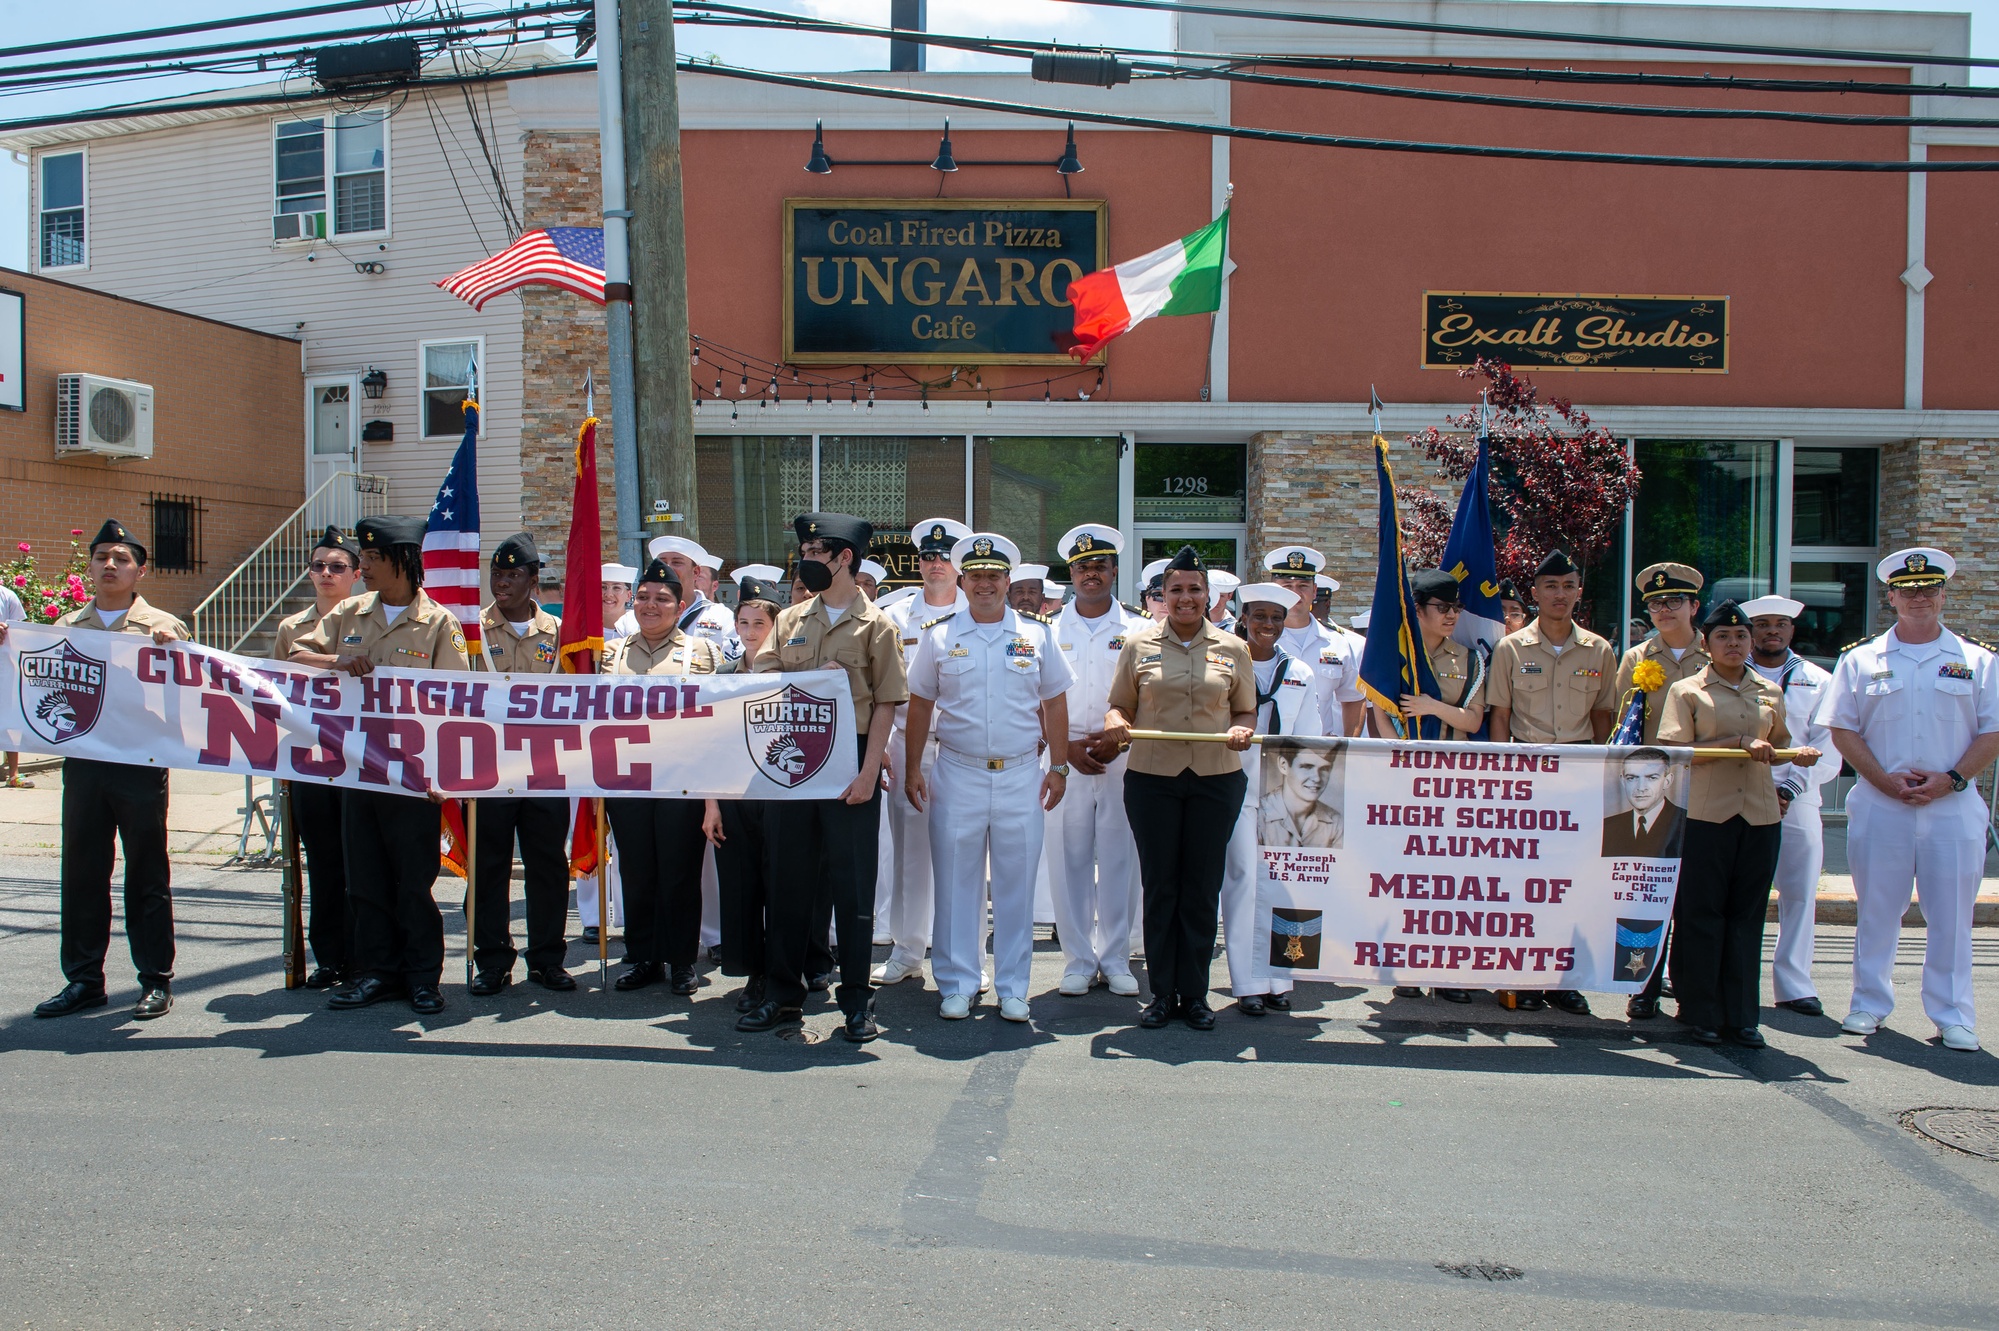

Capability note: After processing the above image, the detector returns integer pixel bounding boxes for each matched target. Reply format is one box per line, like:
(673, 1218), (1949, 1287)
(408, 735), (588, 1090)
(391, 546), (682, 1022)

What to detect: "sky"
(1, 0), (1993, 271)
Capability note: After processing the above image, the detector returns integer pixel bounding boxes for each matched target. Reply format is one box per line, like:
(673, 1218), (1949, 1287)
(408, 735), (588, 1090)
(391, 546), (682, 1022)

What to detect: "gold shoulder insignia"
(920, 612), (956, 631)
(1021, 610), (1054, 625)
(1837, 638), (1871, 655)
(1965, 635), (1999, 654)
(1121, 601), (1148, 617)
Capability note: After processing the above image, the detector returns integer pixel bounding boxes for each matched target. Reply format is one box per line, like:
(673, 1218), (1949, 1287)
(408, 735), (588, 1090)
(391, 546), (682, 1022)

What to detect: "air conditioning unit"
(56, 374), (154, 461)
(274, 211), (327, 242)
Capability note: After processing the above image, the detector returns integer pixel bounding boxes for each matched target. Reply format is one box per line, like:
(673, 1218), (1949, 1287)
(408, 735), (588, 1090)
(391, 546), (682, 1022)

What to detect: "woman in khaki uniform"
(1656, 600), (1821, 1048)
(603, 558), (724, 998)
(1102, 545), (1257, 1031)
(1389, 569), (1487, 742)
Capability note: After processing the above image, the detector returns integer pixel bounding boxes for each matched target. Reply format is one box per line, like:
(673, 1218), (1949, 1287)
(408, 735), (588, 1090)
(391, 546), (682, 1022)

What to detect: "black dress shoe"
(328, 977), (402, 1009)
(615, 962), (663, 991)
(409, 984), (446, 1015)
(1138, 998), (1173, 1029)
(844, 1009), (881, 1043)
(669, 965), (701, 996)
(1730, 1026), (1767, 1049)
(1182, 998), (1217, 1031)
(468, 970), (511, 997)
(1778, 997), (1824, 1018)
(303, 967), (344, 991)
(1691, 1026), (1724, 1045)
(580, 926), (600, 944)
(807, 970), (835, 994)
(1238, 995), (1268, 1017)
(736, 974), (767, 1013)
(1435, 988), (1474, 1004)
(34, 981), (107, 1018)
(1392, 986), (1425, 998)
(736, 999), (803, 1032)
(1551, 990), (1591, 1015)
(1515, 993), (1548, 1012)
(1264, 991), (1292, 1011)
(133, 986), (172, 1020)
(1627, 996), (1660, 1021)
(527, 966), (576, 992)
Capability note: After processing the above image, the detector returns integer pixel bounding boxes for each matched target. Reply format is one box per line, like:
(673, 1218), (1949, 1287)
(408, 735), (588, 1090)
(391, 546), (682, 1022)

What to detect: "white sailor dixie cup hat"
(600, 563), (639, 585)
(951, 532), (1020, 573)
(1738, 594), (1805, 620)
(647, 535), (723, 569)
(1264, 546), (1326, 576)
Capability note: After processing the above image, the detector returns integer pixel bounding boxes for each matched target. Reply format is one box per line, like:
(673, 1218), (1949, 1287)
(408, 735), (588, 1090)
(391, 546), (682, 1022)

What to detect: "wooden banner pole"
(1124, 730), (1802, 761)
(464, 799), (478, 988)
(595, 796), (610, 988)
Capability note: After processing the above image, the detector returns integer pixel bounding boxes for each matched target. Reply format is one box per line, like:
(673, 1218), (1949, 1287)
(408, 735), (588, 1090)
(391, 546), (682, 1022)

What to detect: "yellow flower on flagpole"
(1632, 659), (1668, 693)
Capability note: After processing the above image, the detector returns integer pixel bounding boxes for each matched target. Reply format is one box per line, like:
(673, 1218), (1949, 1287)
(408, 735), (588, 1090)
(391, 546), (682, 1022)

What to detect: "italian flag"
(1065, 210), (1229, 360)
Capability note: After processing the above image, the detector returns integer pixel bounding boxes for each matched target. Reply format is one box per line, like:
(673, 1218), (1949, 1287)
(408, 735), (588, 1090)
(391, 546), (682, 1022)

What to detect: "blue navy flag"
(1358, 436), (1446, 739)
(1441, 432), (1505, 739)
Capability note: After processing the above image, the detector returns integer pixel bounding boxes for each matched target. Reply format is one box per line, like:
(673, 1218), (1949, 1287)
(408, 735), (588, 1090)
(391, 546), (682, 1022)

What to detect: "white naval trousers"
(1769, 805), (1825, 1003)
(884, 733), (940, 969)
(574, 849), (624, 930)
(1047, 755), (1139, 981)
(699, 843), (721, 951)
(874, 780), (897, 943)
(1848, 785), (1985, 1031)
(929, 748), (1042, 1001)
(1222, 796), (1291, 997)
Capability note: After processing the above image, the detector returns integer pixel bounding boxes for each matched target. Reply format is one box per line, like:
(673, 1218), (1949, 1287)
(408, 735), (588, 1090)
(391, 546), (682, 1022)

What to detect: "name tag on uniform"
(1058, 642), (1074, 651)
(1941, 662), (1974, 680)
(1871, 669), (1893, 680)
(1519, 663), (1543, 675)
(947, 646), (970, 658)
(785, 635), (808, 646)
(342, 634), (364, 644)
(1139, 653), (1162, 665)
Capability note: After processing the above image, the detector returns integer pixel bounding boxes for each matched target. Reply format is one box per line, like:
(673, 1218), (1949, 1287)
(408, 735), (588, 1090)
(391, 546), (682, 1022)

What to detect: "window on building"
(1134, 443), (1246, 524)
(695, 435), (812, 569)
(420, 339), (481, 437)
(974, 436), (1123, 569)
(1788, 447), (1879, 663)
(1632, 439), (1779, 608)
(275, 113), (386, 236)
(146, 495), (203, 572)
(38, 151), (85, 269)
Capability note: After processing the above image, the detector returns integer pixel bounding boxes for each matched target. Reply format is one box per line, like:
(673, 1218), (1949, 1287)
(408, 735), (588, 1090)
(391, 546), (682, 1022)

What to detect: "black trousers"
(289, 781), (351, 974)
(343, 789), (446, 988)
(765, 769), (881, 1015)
(715, 799), (836, 979)
(470, 796), (572, 975)
(605, 798), (706, 969)
(1124, 766), (1248, 1003)
(59, 757), (173, 990)
(1670, 816), (1782, 1030)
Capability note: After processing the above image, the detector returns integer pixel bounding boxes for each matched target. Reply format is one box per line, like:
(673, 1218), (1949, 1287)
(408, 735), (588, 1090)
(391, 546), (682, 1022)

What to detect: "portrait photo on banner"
(1599, 745), (1691, 859)
(1259, 738), (1348, 850)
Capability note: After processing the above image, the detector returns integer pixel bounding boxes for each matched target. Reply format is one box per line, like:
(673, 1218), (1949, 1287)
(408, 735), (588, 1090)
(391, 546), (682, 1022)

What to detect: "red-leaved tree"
(1398, 358), (1639, 605)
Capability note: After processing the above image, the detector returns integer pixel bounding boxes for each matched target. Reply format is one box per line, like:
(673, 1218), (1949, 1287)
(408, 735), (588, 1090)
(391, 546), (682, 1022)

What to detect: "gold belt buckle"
(987, 758), (1004, 771)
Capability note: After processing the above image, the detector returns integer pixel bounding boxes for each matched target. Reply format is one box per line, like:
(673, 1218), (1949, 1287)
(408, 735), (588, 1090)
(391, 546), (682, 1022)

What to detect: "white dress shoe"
(1841, 1010), (1882, 1035)
(1105, 972), (1140, 997)
(939, 993), (972, 1020)
(999, 997), (1031, 1023)
(871, 957), (923, 985)
(1058, 971), (1094, 996)
(1939, 1024), (1981, 1052)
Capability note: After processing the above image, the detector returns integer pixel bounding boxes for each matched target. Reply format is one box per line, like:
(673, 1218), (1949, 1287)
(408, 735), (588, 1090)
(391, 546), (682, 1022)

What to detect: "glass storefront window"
(695, 435), (810, 568)
(973, 436), (1121, 567)
(1134, 443), (1246, 523)
(1791, 449), (1877, 548)
(1789, 560), (1873, 665)
(818, 435), (966, 585)
(1633, 440), (1778, 607)
(1140, 536), (1239, 575)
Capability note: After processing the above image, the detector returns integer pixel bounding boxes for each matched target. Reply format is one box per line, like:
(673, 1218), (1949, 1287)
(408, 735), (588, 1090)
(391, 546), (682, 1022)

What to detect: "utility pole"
(620, 0), (699, 545)
(593, 0), (642, 569)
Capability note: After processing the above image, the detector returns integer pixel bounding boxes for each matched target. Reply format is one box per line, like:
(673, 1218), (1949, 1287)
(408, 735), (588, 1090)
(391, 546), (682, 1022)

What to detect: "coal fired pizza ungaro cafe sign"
(1422, 291), (1729, 374)
(784, 199), (1107, 365)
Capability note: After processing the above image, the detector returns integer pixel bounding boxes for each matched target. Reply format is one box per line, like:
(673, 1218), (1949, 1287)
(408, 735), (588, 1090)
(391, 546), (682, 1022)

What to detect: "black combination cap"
(794, 512), (872, 554)
(1701, 599), (1751, 632)
(492, 531), (541, 570)
(1410, 569), (1462, 605)
(1533, 549), (1578, 581)
(1165, 543), (1206, 574)
(88, 518), (146, 565)
(312, 525), (356, 560)
(356, 515), (426, 551)
(637, 558), (682, 594)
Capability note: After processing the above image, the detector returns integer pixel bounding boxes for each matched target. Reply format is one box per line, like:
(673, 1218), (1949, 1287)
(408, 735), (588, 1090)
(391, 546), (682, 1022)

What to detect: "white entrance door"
(305, 377), (358, 530)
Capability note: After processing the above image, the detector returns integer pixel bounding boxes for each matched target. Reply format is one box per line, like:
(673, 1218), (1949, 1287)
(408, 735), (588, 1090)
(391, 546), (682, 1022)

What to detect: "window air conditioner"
(273, 211), (327, 242)
(56, 374), (155, 461)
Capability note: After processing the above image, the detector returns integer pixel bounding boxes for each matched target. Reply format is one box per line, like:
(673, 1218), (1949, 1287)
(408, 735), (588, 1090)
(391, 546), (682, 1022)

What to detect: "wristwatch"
(1948, 768), (1969, 792)
(1048, 763), (1071, 777)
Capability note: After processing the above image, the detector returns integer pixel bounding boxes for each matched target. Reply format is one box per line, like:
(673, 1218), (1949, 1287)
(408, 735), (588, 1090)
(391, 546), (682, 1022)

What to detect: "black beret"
(88, 518), (145, 565)
(1165, 543), (1206, 574)
(311, 525), (356, 559)
(794, 512), (872, 553)
(1534, 549), (1578, 580)
(492, 531), (541, 570)
(1701, 599), (1750, 632)
(637, 558), (682, 594)
(1497, 578), (1523, 603)
(1410, 569), (1462, 604)
(356, 515), (426, 550)
(736, 575), (776, 605)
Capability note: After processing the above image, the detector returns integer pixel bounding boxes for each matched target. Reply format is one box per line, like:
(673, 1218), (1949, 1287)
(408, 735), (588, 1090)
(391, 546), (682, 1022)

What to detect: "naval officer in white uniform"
(1264, 546), (1363, 736)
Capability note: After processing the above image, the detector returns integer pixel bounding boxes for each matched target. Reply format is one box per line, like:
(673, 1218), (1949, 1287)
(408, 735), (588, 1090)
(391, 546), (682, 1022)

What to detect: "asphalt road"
(2, 854), (1997, 1330)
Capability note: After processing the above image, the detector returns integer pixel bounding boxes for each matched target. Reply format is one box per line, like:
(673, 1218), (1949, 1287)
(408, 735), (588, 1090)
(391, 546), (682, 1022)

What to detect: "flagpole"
(595, 793), (609, 988)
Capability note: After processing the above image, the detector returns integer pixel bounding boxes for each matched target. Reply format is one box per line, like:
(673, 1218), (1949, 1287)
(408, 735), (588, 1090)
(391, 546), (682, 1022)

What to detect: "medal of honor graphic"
(1615, 917), (1667, 982)
(1268, 908), (1323, 969)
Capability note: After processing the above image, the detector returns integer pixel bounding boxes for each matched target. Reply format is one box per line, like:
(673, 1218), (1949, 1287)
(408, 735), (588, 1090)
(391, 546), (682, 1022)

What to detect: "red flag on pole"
(559, 383), (606, 876)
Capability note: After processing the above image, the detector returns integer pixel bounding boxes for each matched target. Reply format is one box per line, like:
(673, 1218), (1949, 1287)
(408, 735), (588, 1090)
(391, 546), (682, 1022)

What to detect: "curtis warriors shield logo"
(19, 638), (108, 746)
(744, 683), (839, 788)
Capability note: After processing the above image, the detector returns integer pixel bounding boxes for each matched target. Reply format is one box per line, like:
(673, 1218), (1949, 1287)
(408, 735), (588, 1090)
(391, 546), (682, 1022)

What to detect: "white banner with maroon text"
(0, 624), (858, 800)
(1254, 736), (1691, 994)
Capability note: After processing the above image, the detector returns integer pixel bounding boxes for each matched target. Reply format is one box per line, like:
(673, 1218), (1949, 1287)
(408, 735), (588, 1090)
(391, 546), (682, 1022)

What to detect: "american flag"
(423, 400), (483, 659)
(436, 227), (605, 311)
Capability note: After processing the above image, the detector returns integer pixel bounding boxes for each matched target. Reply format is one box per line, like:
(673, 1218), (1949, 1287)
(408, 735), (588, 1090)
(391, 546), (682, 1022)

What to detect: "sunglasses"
(310, 561), (356, 574)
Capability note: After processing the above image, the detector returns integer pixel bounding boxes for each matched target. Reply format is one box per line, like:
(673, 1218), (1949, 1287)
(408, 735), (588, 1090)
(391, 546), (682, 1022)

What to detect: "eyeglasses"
(309, 561), (355, 574)
(1648, 595), (1693, 610)
(1893, 585), (1944, 600)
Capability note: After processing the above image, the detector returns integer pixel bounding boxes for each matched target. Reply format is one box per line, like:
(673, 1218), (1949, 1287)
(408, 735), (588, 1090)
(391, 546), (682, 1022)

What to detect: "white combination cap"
(1877, 546), (1953, 588)
(912, 517), (973, 554)
(1315, 574), (1339, 593)
(951, 532), (1021, 573)
(1264, 546), (1327, 576)
(1058, 523), (1124, 560)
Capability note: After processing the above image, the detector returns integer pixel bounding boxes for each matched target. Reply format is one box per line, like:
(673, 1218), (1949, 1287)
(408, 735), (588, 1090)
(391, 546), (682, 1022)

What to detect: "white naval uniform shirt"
(1245, 648), (1322, 787)
(1280, 619), (1362, 733)
(888, 590), (969, 730)
(1053, 598), (1146, 740)
(1752, 652), (1837, 811)
(1818, 626), (1999, 829)
(908, 606), (1075, 761)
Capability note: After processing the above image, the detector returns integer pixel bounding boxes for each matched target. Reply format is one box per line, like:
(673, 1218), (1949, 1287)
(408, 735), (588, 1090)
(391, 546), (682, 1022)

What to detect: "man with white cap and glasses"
(623, 535), (743, 670)
(1740, 593), (1838, 1018)
(904, 533), (1073, 1022)
(1264, 546), (1363, 736)
(1819, 547), (1999, 1052)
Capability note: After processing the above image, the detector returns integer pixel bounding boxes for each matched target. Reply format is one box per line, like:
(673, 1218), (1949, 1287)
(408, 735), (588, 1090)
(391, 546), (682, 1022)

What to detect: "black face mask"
(798, 557), (835, 593)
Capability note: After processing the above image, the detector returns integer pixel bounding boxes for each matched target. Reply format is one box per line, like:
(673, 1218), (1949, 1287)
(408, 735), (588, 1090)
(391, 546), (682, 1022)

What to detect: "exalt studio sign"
(1422, 292), (1728, 373)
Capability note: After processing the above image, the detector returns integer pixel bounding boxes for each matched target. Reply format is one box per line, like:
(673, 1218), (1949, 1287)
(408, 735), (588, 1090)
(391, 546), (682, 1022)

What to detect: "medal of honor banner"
(1255, 737), (1691, 993)
(0, 625), (859, 800)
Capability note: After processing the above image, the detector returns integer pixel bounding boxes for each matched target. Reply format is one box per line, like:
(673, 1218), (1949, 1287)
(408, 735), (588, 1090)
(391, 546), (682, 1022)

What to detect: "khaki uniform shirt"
(1107, 618), (1258, 777)
(480, 603), (562, 675)
(57, 595), (188, 641)
(1486, 620), (1619, 745)
(750, 593), (908, 733)
(272, 604), (324, 660)
(291, 591), (471, 671)
(1615, 635), (1711, 745)
(1657, 665), (1789, 825)
(1427, 637), (1487, 742)
(605, 627), (724, 676)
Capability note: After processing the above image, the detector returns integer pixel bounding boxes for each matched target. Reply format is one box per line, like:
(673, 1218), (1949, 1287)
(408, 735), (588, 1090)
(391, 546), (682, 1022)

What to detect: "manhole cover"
(1902, 1107), (1999, 1160)
(775, 1025), (822, 1045)
(1436, 1261), (1523, 1282)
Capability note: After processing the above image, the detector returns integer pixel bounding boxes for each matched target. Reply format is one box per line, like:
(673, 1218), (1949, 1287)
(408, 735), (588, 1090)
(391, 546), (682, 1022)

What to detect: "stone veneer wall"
(1876, 438), (1998, 640)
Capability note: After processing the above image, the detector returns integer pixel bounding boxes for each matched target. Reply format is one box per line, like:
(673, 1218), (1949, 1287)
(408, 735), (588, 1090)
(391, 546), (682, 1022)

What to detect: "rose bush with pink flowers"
(2, 533), (93, 624)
